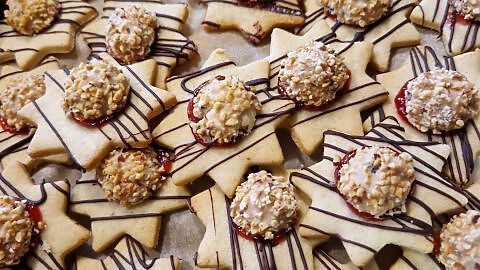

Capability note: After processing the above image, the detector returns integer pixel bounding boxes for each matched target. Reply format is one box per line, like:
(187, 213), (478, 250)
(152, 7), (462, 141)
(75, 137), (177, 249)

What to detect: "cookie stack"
(0, 0), (479, 269)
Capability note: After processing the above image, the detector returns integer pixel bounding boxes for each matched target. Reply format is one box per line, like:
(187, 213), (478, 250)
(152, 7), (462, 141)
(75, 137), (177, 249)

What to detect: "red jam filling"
(333, 147), (402, 221)
(21, 201), (43, 248)
(448, 11), (472, 27)
(277, 69), (352, 111)
(0, 117), (30, 135)
(393, 80), (411, 126)
(156, 150), (172, 174)
(432, 228), (442, 256)
(232, 222), (287, 246)
(187, 76), (244, 147)
(73, 114), (116, 128)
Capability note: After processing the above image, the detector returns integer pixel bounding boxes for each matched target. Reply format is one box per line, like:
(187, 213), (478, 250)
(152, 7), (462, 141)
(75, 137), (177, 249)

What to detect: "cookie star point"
(291, 117), (468, 266)
(18, 54), (176, 170)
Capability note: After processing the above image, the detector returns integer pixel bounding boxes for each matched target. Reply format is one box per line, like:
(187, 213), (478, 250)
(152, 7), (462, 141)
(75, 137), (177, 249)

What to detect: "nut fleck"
(5, 0), (59, 35)
(230, 170), (298, 240)
(438, 210), (480, 270)
(278, 41), (350, 107)
(0, 73), (46, 132)
(189, 75), (261, 145)
(405, 69), (480, 134)
(63, 59), (130, 122)
(106, 5), (158, 64)
(97, 148), (167, 207)
(337, 146), (415, 217)
(321, 0), (390, 27)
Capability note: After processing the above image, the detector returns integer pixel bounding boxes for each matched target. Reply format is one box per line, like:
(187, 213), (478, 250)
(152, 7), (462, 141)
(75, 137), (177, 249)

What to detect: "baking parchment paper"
(15, 0), (461, 269)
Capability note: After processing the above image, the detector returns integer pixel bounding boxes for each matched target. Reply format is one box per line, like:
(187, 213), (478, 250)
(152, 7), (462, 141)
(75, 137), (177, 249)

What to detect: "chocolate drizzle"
(291, 117), (467, 261)
(81, 0), (197, 84)
(415, 0), (480, 55)
(71, 174), (189, 223)
(86, 235), (177, 270)
(194, 186), (310, 269)
(200, 0), (304, 16)
(0, 0), (97, 68)
(0, 166), (70, 270)
(368, 46), (480, 187)
(295, 0), (417, 62)
(156, 57), (291, 194)
(32, 53), (169, 170)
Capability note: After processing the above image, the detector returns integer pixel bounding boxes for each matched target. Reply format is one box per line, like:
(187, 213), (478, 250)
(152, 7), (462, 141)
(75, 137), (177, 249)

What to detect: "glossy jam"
(73, 114), (116, 128)
(394, 80), (411, 125)
(25, 201), (43, 248)
(233, 223), (287, 246)
(432, 228), (441, 256)
(0, 117), (29, 135)
(448, 12), (472, 27)
(277, 69), (352, 111)
(157, 150), (172, 174)
(334, 147), (402, 221)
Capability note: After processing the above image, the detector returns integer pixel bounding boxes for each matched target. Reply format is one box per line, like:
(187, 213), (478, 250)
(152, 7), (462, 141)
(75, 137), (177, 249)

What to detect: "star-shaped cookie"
(269, 21), (389, 155)
(314, 245), (379, 270)
(81, 0), (197, 88)
(0, 161), (90, 270)
(153, 49), (294, 197)
(70, 168), (190, 252)
(363, 46), (480, 187)
(191, 184), (315, 269)
(290, 117), (468, 266)
(200, 0), (305, 44)
(390, 181), (480, 270)
(410, 0), (480, 55)
(75, 235), (180, 270)
(295, 0), (420, 71)
(0, 58), (58, 160)
(18, 53), (177, 171)
(0, 58), (71, 170)
(0, 0), (97, 70)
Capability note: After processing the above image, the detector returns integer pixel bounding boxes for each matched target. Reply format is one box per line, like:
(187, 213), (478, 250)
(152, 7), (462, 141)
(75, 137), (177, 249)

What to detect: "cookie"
(0, 58), (57, 159)
(391, 248), (444, 270)
(200, 0), (304, 44)
(0, 0), (97, 70)
(391, 180), (480, 269)
(290, 117), (468, 266)
(81, 0), (196, 88)
(18, 53), (177, 170)
(75, 235), (181, 270)
(0, 161), (89, 269)
(363, 46), (480, 187)
(410, 0), (480, 55)
(70, 166), (190, 252)
(0, 58), (71, 170)
(314, 246), (379, 270)
(295, 0), (420, 71)
(153, 49), (293, 197)
(191, 183), (314, 269)
(269, 21), (388, 155)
